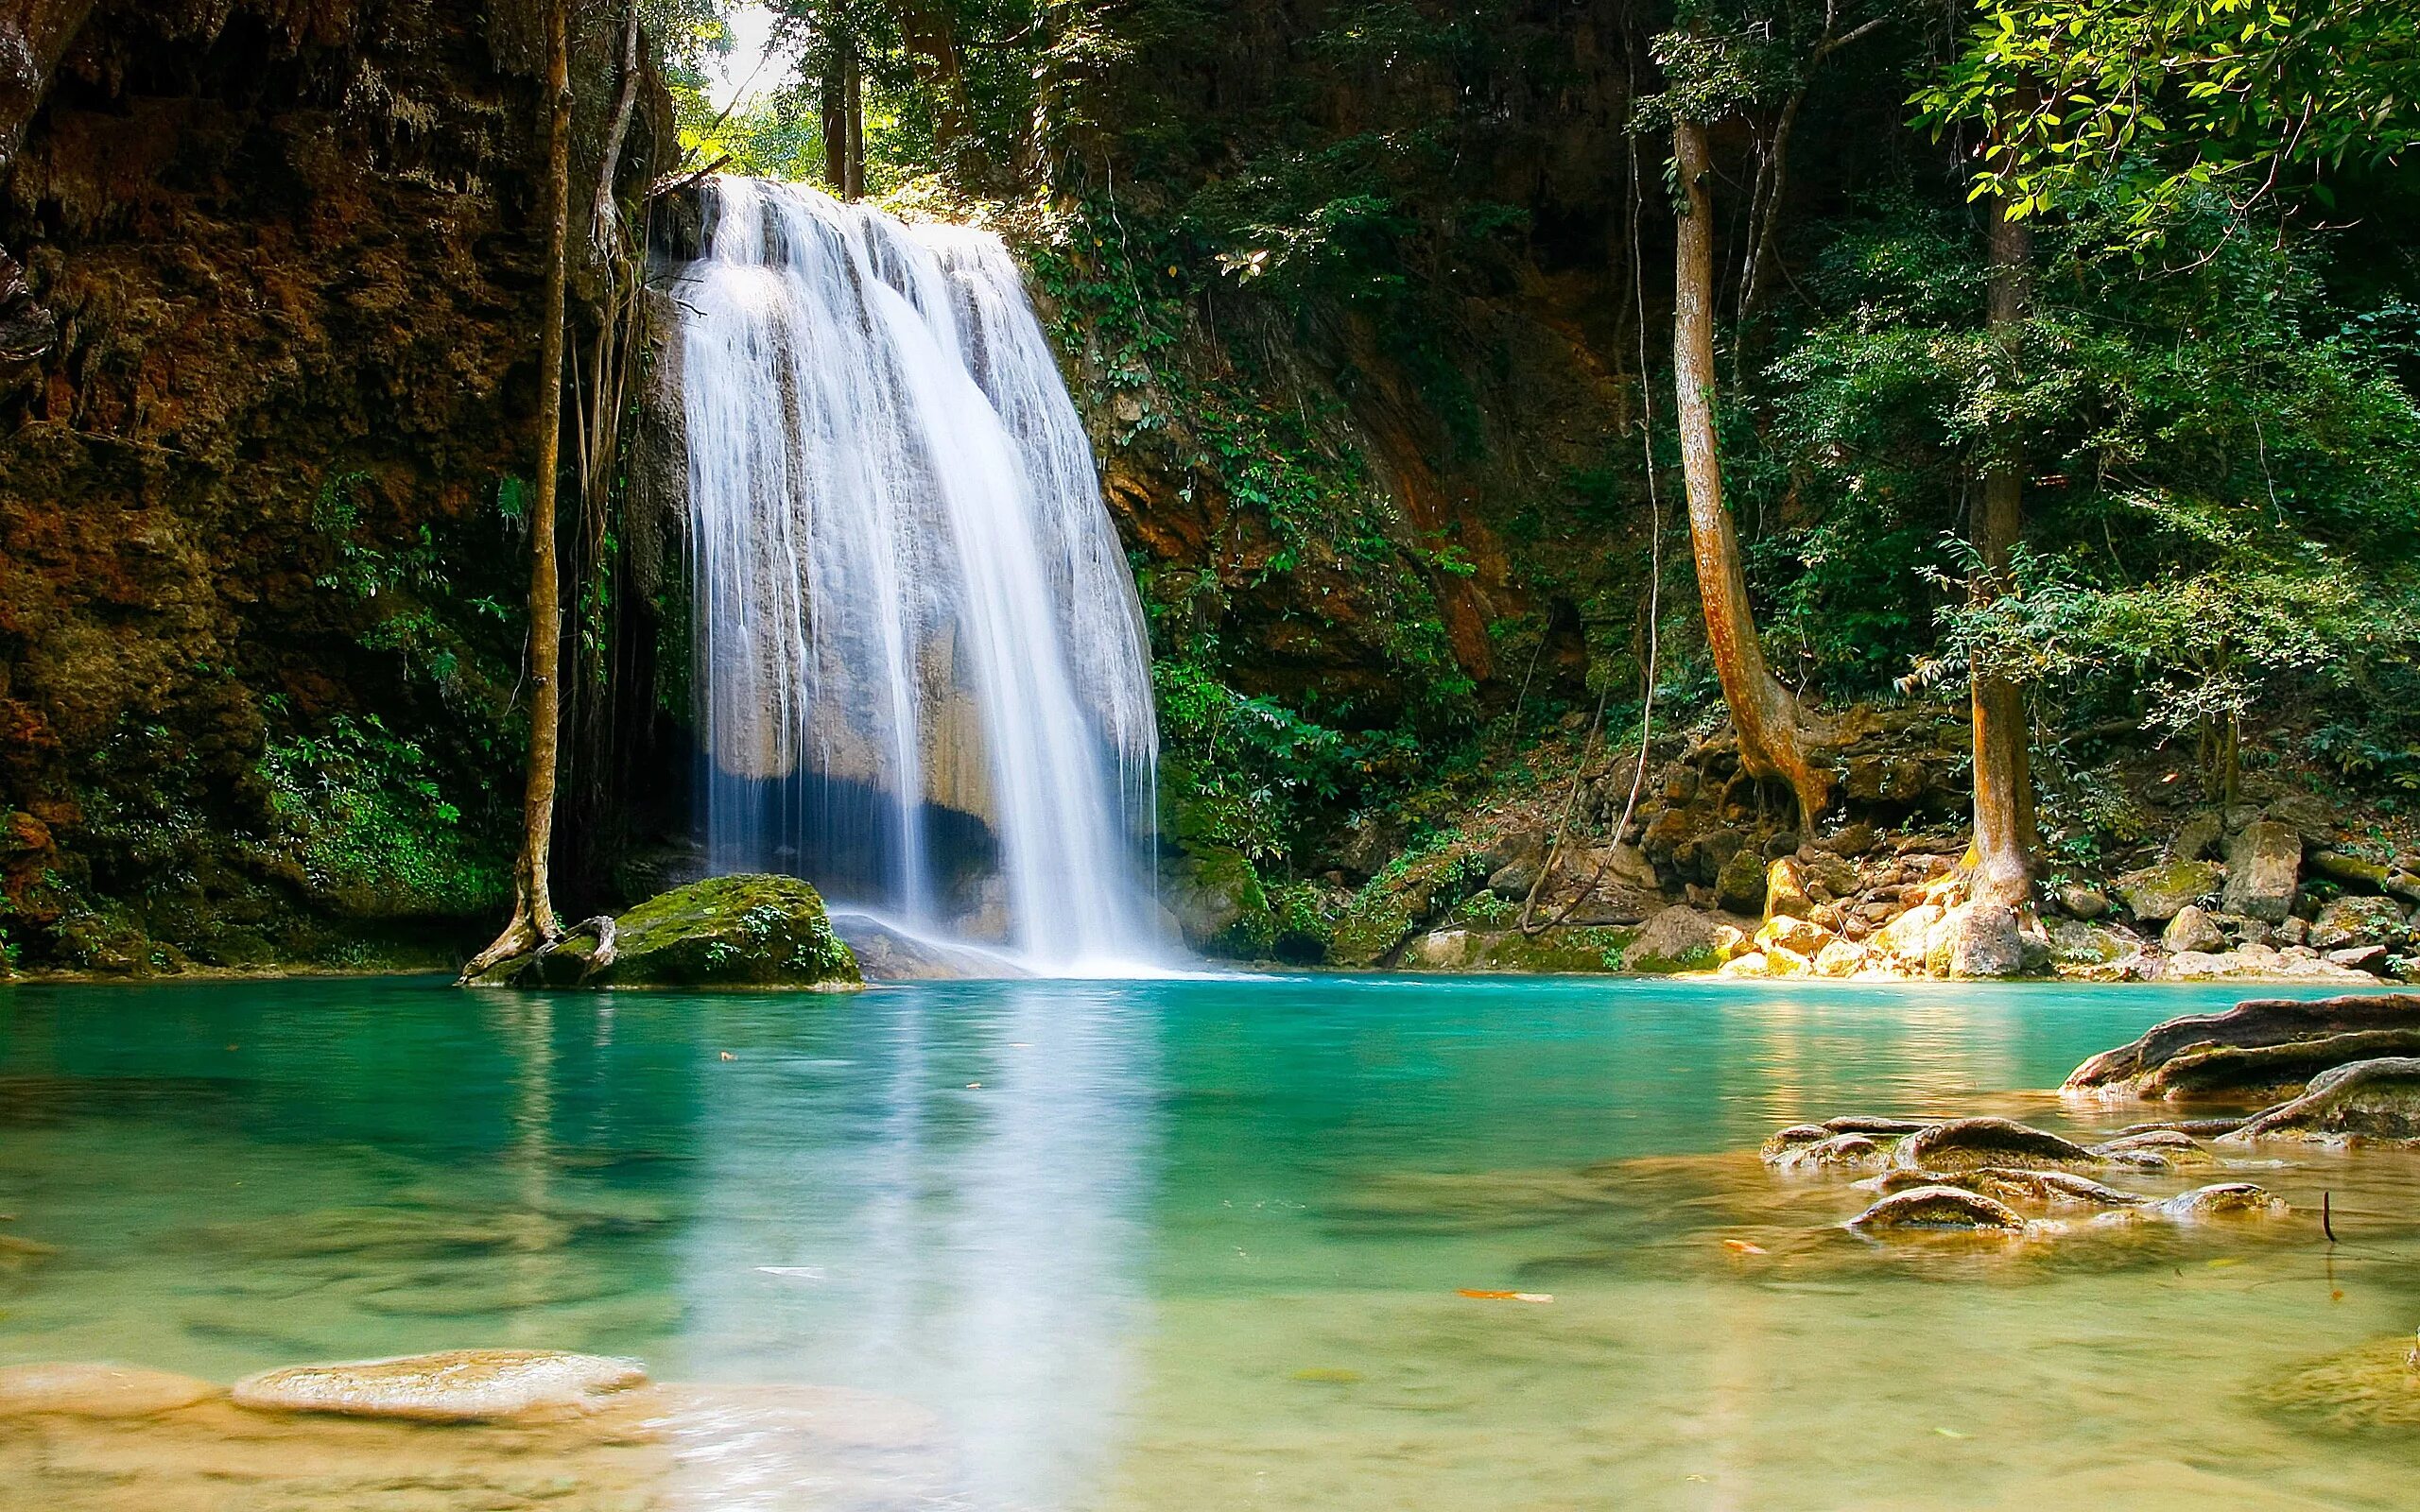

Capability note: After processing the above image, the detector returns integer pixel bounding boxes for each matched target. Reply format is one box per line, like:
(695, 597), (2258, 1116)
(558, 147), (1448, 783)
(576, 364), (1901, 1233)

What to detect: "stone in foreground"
(0, 1364), (216, 1418)
(2221, 1057), (2420, 1145)
(1848, 1185), (2030, 1232)
(1891, 1116), (2100, 1172)
(230, 1349), (647, 1423)
(2064, 993), (2420, 1094)
(516, 874), (861, 989)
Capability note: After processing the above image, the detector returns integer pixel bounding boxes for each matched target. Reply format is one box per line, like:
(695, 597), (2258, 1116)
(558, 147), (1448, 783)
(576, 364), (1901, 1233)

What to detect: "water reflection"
(678, 981), (1162, 1508)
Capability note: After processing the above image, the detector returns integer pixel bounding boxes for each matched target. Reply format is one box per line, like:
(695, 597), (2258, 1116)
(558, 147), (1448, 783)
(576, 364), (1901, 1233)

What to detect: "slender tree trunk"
(822, 42), (849, 194)
(1967, 197), (2036, 907)
(463, 0), (572, 982)
(587, 0), (642, 259)
(1671, 116), (1834, 822)
(843, 46), (865, 199)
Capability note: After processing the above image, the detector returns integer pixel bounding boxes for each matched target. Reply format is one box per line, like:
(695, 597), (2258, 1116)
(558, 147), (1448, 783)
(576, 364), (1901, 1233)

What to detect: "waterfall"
(675, 178), (1163, 971)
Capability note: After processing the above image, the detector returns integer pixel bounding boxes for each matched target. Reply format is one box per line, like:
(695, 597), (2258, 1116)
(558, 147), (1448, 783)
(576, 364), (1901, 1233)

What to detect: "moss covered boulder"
(523, 875), (859, 990)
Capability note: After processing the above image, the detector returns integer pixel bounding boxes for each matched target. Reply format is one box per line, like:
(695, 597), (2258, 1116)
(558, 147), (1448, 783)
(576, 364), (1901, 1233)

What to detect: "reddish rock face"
(0, 2), (674, 968)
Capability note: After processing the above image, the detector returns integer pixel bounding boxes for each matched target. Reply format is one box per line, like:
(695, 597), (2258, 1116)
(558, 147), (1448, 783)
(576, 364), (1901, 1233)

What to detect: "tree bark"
(1966, 196), (2036, 907)
(1671, 116), (1834, 822)
(843, 45), (865, 199)
(821, 37), (865, 199)
(464, 0), (572, 982)
(586, 0), (642, 259)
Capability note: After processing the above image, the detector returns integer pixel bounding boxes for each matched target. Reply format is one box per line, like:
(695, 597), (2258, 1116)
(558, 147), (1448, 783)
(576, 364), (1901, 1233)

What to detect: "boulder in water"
(1848, 1184), (2030, 1232)
(2155, 1182), (2287, 1219)
(2221, 1057), (2420, 1145)
(0, 1364), (216, 1418)
(828, 911), (1025, 980)
(2064, 993), (2420, 1093)
(231, 1349), (647, 1423)
(2131, 1029), (2420, 1102)
(1892, 1116), (2100, 1172)
(518, 875), (859, 989)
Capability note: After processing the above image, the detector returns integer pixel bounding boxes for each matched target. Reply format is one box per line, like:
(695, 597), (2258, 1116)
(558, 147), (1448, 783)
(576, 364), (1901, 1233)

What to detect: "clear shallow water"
(3, 973), (2417, 1509)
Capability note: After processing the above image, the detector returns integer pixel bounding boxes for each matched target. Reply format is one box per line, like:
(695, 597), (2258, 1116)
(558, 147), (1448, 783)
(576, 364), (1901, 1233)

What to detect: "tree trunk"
(843, 45), (865, 199)
(1671, 116), (1834, 822)
(898, 0), (972, 163)
(463, 0), (572, 982)
(1967, 196), (2036, 908)
(586, 0), (642, 259)
(821, 42), (848, 194)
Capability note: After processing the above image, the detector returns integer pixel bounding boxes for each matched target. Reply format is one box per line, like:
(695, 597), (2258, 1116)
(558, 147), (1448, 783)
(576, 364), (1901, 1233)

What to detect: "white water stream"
(676, 178), (1162, 971)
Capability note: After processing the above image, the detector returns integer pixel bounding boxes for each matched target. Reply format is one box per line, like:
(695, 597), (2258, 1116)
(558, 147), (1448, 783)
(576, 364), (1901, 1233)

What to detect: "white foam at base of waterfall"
(678, 178), (1167, 975)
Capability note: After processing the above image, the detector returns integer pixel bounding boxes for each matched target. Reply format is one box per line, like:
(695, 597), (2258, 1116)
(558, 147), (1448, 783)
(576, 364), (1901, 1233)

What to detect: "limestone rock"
(2162, 904), (2227, 955)
(2058, 885), (2111, 920)
(2048, 919), (2144, 972)
(2065, 992), (2420, 1092)
(1772, 1132), (1887, 1171)
(231, 1349), (648, 1423)
(2132, 1029), (2420, 1101)
(2087, 1129), (2218, 1166)
(1756, 913), (1833, 957)
(1166, 847), (1267, 949)
(1874, 903), (1943, 966)
(1715, 848), (1768, 914)
(1763, 857), (1815, 922)
(1763, 944), (1814, 977)
(1812, 937), (1868, 977)
(532, 874), (859, 989)
(2114, 861), (2224, 923)
(1928, 902), (2025, 979)
(829, 910), (1023, 980)
(1957, 1167), (2148, 1209)
(1893, 1116), (2100, 1172)
(1848, 1184), (2030, 1232)
(1760, 1125), (1832, 1162)
(2221, 1057), (2420, 1145)
(2309, 895), (2410, 952)
(1627, 904), (1753, 973)
(2156, 1182), (2287, 1219)
(1717, 950), (1770, 977)
(2169, 810), (2224, 863)
(0, 1364), (216, 1418)
(2221, 820), (2301, 922)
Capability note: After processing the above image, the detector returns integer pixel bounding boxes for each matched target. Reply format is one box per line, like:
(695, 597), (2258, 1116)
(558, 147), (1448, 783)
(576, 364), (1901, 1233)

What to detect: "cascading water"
(676, 177), (1163, 971)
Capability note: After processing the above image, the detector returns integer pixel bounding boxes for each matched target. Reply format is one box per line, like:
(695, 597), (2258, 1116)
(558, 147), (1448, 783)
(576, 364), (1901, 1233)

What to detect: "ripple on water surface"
(1, 972), (2416, 1509)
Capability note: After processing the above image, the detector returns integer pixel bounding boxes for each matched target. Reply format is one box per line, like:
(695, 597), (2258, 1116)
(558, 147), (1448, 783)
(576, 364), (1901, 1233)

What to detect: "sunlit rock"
(2221, 1057), (2420, 1145)
(1891, 1116), (2100, 1173)
(231, 1349), (648, 1423)
(1848, 1184), (2029, 1232)
(0, 1364), (216, 1418)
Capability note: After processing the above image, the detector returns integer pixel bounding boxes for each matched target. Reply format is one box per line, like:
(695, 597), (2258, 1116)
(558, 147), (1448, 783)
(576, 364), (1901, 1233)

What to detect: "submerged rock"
(2154, 1182), (2288, 1219)
(2256, 1337), (2420, 1431)
(0, 1364), (216, 1418)
(2065, 993), (2420, 1094)
(2087, 1129), (2218, 1167)
(1892, 1116), (2100, 1173)
(830, 911), (1025, 980)
(1771, 1133), (1887, 1172)
(230, 1349), (647, 1423)
(2131, 1029), (2420, 1102)
(519, 875), (860, 990)
(1848, 1184), (2030, 1232)
(1958, 1167), (2150, 1209)
(2221, 1057), (2420, 1145)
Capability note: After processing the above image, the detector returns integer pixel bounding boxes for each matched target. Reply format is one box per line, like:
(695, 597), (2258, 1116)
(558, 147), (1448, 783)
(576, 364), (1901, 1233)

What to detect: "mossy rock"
(528, 875), (860, 990)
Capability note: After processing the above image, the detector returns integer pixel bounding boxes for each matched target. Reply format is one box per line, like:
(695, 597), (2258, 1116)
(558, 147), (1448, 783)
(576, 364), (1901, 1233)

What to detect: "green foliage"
(1913, 0), (2420, 233)
(258, 713), (509, 917)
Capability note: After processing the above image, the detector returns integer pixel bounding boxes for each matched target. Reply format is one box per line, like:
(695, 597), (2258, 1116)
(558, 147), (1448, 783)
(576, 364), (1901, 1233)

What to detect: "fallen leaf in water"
(2332, 1289), (2345, 1302)
(1290, 1367), (1363, 1383)
(967, 1082), (982, 1089)
(1458, 1289), (1552, 1302)
(718, 1052), (735, 1061)
(755, 1266), (825, 1279)
(1934, 1428), (1969, 1439)
(2207, 1257), (2245, 1268)
(1723, 1239), (1768, 1256)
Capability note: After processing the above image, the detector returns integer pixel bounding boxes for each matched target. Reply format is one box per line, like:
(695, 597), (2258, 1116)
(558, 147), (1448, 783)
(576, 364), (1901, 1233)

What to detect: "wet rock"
(2066, 993), (2420, 1091)
(2162, 904), (2227, 955)
(1772, 1133), (1887, 1171)
(1848, 1184), (2030, 1232)
(2155, 1182), (2287, 1219)
(0, 1364), (217, 1418)
(231, 1349), (648, 1423)
(2088, 1130), (2218, 1166)
(1762, 859), (1813, 923)
(1756, 913), (1832, 957)
(1714, 848), (1769, 914)
(1893, 1117), (2100, 1172)
(1718, 950), (1770, 977)
(1961, 1167), (2150, 1209)
(2114, 861), (2225, 924)
(2059, 885), (2111, 920)
(1812, 937), (1868, 977)
(1627, 904), (1752, 973)
(2132, 1029), (2420, 1101)
(1760, 1125), (1832, 1162)
(2221, 820), (2302, 922)
(829, 911), (1024, 980)
(1761, 944), (1814, 977)
(1929, 902), (2025, 979)
(2329, 944), (2390, 971)
(2256, 1337), (2420, 1431)
(1824, 1115), (1936, 1135)
(515, 875), (860, 989)
(2309, 895), (2410, 952)
(2221, 1057), (2420, 1145)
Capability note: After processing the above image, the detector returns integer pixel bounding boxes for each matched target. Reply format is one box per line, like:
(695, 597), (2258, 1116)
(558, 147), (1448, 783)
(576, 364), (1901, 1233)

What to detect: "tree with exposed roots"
(463, 0), (572, 983)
